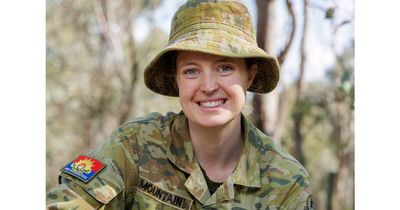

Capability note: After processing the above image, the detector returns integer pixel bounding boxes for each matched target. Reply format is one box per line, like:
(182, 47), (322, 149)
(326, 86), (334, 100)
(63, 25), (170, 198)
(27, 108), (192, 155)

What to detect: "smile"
(198, 99), (226, 108)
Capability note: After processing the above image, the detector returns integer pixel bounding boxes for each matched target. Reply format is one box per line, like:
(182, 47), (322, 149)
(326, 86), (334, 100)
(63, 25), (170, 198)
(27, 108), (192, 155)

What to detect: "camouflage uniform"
(47, 112), (314, 209)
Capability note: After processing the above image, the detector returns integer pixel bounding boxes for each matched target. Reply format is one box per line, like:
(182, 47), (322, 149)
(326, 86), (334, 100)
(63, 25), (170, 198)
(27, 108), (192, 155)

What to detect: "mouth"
(197, 99), (227, 108)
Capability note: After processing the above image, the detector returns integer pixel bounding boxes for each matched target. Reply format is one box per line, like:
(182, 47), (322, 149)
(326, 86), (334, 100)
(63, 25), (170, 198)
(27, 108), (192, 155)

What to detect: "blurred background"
(46, 0), (354, 209)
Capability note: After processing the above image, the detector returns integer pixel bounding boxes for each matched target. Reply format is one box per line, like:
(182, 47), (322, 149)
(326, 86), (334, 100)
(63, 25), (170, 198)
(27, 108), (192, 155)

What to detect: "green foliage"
(280, 42), (354, 209)
(325, 7), (335, 19)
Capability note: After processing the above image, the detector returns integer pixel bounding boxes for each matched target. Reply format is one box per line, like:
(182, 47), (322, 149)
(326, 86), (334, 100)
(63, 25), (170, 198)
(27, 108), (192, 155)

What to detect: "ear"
(247, 64), (258, 89)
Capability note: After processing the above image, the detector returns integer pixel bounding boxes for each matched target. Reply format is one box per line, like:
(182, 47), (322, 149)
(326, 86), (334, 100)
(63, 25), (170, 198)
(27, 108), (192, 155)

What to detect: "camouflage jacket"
(47, 112), (314, 210)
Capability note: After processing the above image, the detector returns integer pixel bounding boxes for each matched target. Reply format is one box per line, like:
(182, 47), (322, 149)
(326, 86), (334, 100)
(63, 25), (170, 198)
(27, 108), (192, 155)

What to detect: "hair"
(165, 51), (178, 75)
(245, 57), (260, 71)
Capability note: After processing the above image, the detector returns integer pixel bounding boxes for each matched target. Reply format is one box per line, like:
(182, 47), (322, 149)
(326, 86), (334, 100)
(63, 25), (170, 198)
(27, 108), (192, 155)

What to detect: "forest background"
(46, 0), (354, 209)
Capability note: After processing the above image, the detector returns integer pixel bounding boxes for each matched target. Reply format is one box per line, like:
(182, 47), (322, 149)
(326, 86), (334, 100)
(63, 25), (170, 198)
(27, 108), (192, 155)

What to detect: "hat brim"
(144, 26), (280, 97)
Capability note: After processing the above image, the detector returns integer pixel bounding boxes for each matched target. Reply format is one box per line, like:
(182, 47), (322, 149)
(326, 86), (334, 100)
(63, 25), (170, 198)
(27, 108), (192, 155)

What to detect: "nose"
(200, 71), (218, 93)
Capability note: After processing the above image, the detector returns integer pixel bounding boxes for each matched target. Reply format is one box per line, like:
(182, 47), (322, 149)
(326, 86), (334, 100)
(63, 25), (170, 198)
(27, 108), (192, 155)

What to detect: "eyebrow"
(215, 58), (235, 63)
(177, 58), (236, 68)
(177, 62), (198, 68)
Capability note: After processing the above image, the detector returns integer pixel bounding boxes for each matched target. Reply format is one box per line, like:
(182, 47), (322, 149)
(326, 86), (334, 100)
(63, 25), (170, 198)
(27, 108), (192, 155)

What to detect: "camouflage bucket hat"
(144, 0), (280, 97)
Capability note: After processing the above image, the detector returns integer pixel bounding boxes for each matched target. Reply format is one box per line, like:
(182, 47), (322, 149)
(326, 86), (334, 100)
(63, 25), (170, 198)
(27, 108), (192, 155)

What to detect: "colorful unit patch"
(61, 155), (106, 183)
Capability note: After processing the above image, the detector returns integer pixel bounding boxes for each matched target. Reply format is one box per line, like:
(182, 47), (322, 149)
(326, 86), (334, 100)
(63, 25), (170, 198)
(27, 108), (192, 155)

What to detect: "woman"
(47, 0), (314, 209)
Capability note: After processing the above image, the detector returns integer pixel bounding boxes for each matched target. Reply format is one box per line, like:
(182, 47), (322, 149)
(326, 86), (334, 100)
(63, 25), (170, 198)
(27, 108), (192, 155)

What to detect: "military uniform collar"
(231, 115), (261, 188)
(166, 112), (262, 204)
(166, 112), (198, 174)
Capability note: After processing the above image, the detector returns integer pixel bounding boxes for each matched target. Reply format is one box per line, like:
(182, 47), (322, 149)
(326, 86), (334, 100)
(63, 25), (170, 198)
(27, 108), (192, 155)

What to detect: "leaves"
(325, 7), (335, 19)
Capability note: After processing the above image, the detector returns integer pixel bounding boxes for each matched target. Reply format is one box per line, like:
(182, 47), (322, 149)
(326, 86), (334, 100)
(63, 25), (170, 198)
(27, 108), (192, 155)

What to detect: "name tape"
(137, 176), (193, 209)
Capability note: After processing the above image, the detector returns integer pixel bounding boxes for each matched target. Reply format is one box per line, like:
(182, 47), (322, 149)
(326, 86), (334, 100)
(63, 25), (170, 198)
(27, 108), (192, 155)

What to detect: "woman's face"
(175, 51), (257, 128)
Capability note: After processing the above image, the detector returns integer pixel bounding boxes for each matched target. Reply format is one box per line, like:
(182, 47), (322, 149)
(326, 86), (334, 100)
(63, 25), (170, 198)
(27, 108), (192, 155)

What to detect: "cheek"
(220, 80), (246, 103)
(221, 76), (249, 93)
(177, 78), (196, 99)
(228, 84), (247, 100)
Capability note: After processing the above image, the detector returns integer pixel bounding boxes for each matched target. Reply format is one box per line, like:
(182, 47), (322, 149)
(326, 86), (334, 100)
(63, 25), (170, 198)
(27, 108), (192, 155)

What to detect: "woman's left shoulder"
(247, 123), (310, 179)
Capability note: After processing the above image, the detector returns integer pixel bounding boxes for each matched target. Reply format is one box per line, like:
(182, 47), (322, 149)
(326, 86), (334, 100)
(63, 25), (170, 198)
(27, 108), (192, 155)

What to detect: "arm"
(279, 172), (315, 210)
(46, 126), (139, 210)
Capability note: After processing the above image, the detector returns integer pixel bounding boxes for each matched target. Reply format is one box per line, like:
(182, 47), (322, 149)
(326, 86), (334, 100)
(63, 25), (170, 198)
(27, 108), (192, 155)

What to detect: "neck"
(188, 115), (244, 182)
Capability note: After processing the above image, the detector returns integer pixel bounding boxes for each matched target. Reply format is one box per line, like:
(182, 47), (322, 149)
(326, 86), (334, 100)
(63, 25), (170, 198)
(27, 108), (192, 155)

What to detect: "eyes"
(218, 65), (234, 75)
(182, 65), (235, 79)
(183, 68), (199, 78)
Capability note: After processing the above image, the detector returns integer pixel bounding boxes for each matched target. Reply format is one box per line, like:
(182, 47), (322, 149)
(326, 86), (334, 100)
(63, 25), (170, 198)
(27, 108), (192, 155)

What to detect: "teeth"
(200, 100), (225, 108)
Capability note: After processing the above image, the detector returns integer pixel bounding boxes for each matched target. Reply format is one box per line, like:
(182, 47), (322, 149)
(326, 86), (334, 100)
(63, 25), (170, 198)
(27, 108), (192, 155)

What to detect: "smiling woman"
(46, 0), (314, 209)
(176, 51), (257, 130)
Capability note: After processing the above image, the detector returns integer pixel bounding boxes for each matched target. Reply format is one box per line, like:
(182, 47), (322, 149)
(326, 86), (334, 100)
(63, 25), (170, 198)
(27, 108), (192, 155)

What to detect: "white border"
(0, 1), (45, 209)
(356, 0), (400, 209)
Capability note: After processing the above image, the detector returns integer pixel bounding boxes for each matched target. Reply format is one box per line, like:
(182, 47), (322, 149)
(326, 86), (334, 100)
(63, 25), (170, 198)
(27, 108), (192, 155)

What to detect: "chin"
(198, 119), (227, 128)
(193, 113), (237, 128)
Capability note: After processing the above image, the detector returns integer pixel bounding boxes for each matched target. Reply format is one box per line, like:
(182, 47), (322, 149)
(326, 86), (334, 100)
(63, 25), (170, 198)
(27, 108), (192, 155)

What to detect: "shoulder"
(110, 112), (178, 149)
(247, 123), (311, 186)
(51, 112), (180, 208)
(122, 112), (176, 129)
(247, 123), (313, 206)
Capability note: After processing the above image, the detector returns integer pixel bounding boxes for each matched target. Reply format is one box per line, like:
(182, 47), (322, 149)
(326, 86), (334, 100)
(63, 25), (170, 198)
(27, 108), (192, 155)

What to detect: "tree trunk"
(293, 0), (309, 163)
(119, 61), (138, 124)
(328, 54), (354, 210)
(93, 0), (140, 125)
(272, 0), (297, 143)
(253, 0), (271, 134)
(253, 0), (297, 142)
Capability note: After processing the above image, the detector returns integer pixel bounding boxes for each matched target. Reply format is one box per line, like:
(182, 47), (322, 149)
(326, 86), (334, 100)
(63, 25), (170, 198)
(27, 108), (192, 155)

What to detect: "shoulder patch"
(307, 194), (315, 210)
(61, 155), (106, 183)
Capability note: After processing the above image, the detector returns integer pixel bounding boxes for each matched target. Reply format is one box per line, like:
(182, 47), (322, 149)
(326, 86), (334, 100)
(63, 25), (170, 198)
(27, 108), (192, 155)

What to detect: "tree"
(46, 0), (161, 191)
(292, 0), (309, 163)
(253, 0), (354, 208)
(253, 0), (297, 144)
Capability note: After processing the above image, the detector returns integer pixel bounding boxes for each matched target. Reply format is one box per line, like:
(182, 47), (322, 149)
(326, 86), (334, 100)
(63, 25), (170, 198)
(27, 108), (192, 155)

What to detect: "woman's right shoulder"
(119, 111), (177, 129)
(113, 111), (179, 145)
